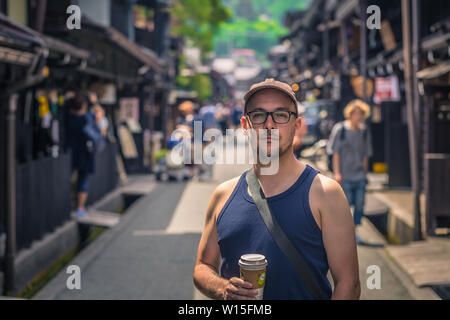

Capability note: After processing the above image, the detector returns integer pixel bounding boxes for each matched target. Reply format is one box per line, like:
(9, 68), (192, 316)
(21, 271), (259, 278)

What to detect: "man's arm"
(318, 177), (361, 299)
(327, 123), (343, 184)
(363, 127), (373, 175)
(332, 153), (342, 184)
(363, 157), (369, 174)
(193, 187), (227, 299)
(193, 179), (258, 300)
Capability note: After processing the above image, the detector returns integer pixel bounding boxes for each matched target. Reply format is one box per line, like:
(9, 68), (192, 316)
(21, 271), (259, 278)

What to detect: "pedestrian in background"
(215, 102), (231, 135)
(231, 101), (243, 129)
(326, 99), (372, 244)
(88, 92), (108, 138)
(200, 100), (218, 131)
(176, 100), (194, 128)
(65, 93), (103, 217)
(199, 101), (218, 181)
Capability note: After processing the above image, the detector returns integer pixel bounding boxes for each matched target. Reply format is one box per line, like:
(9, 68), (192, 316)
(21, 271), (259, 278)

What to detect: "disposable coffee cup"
(238, 254), (268, 300)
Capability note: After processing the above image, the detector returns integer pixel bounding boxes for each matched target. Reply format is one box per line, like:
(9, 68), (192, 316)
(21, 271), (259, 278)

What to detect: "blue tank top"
(216, 164), (332, 300)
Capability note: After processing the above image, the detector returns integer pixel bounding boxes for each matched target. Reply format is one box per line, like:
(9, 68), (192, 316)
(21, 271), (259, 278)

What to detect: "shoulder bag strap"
(246, 169), (324, 299)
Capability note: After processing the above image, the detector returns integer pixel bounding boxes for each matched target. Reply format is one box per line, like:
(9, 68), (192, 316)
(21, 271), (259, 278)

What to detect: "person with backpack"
(65, 93), (104, 217)
(193, 79), (360, 300)
(326, 99), (373, 244)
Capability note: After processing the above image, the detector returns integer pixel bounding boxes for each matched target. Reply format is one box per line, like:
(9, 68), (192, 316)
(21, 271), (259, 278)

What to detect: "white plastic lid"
(238, 254), (268, 269)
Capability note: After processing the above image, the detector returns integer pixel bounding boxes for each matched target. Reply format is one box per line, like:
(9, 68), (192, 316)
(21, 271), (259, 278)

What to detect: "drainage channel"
(20, 191), (144, 299)
(95, 192), (143, 215)
(76, 191), (143, 247)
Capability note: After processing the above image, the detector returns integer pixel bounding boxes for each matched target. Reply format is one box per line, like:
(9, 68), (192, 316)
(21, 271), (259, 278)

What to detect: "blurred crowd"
(162, 99), (245, 181)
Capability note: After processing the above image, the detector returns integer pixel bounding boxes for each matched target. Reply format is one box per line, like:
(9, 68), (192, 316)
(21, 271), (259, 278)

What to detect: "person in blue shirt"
(200, 101), (218, 131)
(231, 102), (243, 129)
(198, 102), (219, 180)
(65, 93), (101, 217)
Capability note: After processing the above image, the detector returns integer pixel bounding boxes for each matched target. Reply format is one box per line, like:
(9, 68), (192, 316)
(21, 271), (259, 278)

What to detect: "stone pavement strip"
(357, 219), (439, 300)
(385, 237), (450, 287)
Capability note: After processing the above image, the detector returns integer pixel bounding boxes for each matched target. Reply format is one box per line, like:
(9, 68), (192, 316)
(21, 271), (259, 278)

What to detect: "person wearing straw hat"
(176, 100), (194, 127)
(326, 99), (373, 245)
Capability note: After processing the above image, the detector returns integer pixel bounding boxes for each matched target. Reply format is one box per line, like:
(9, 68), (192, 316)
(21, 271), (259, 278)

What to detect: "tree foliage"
(176, 73), (212, 102)
(170, 0), (232, 54)
(171, 0), (230, 101)
(215, 0), (311, 59)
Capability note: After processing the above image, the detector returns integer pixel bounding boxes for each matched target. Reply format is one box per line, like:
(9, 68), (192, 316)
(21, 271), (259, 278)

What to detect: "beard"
(255, 136), (293, 161)
(248, 127), (295, 164)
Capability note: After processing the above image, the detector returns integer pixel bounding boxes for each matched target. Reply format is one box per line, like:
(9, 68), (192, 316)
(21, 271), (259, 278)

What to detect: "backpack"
(327, 123), (367, 172)
(82, 113), (104, 154)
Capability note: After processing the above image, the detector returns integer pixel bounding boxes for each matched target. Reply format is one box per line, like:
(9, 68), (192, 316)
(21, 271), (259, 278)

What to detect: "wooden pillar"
(401, 0), (423, 240)
(3, 94), (18, 294)
(359, 0), (368, 101)
(340, 19), (349, 74)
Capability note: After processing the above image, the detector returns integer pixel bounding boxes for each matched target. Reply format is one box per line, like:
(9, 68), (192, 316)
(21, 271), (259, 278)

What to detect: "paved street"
(35, 145), (437, 300)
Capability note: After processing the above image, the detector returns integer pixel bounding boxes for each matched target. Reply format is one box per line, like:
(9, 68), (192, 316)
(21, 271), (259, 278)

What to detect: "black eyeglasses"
(246, 110), (298, 125)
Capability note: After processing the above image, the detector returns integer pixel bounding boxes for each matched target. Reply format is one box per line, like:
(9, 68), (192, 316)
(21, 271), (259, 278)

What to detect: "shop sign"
(374, 76), (400, 104)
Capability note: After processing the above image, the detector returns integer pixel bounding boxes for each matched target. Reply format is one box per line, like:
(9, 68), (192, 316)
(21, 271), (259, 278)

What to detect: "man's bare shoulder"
(311, 173), (341, 193)
(310, 173), (346, 205)
(310, 172), (349, 217)
(207, 175), (242, 222)
(213, 175), (242, 199)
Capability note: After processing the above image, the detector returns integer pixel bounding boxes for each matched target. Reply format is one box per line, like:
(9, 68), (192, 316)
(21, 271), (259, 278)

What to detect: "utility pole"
(401, 0), (423, 241)
(360, 0), (368, 102)
(4, 94), (18, 295)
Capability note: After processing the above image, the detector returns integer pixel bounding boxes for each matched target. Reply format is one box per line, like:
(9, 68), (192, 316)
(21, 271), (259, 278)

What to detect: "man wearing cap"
(193, 78), (360, 300)
(326, 99), (373, 244)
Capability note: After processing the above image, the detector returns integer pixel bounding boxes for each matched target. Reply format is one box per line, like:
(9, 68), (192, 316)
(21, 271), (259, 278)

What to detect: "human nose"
(264, 113), (276, 129)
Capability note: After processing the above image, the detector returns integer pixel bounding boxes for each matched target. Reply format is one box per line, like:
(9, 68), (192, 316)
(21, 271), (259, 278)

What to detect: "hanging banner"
(119, 97), (141, 133)
(380, 20), (397, 52)
(351, 76), (374, 99)
(118, 125), (138, 159)
(119, 97), (139, 122)
(374, 76), (401, 104)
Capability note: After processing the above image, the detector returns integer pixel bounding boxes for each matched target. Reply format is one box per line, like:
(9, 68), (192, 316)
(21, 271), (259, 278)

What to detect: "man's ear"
(294, 116), (302, 132)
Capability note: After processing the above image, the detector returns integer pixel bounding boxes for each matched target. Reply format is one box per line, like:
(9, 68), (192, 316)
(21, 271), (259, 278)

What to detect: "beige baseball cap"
(244, 78), (298, 111)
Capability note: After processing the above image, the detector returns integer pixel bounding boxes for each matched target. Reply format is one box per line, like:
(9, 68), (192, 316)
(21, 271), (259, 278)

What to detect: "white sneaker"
(355, 232), (364, 245)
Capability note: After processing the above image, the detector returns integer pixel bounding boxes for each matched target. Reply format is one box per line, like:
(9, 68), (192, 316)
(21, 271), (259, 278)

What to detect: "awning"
(43, 35), (90, 61)
(417, 60), (450, 80)
(82, 17), (165, 73)
(0, 13), (44, 66)
(0, 13), (90, 65)
(335, 0), (358, 20)
(367, 48), (404, 70)
(0, 13), (94, 93)
(0, 45), (35, 66)
(107, 25), (165, 73)
(0, 13), (45, 48)
(422, 32), (450, 52)
(317, 19), (341, 31)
